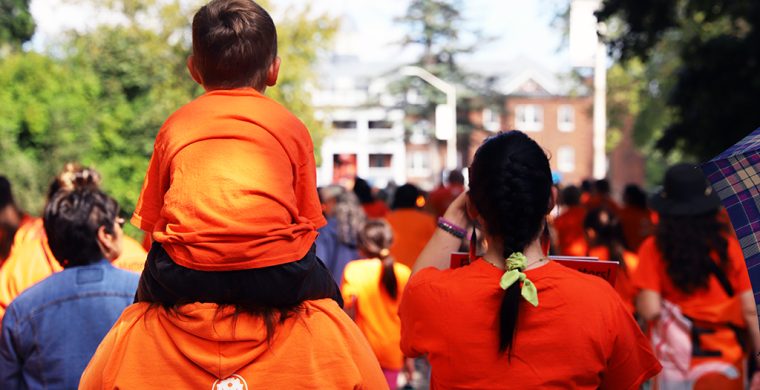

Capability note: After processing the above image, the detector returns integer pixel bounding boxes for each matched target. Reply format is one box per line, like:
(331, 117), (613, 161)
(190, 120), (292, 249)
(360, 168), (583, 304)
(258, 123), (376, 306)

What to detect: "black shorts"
(135, 242), (343, 308)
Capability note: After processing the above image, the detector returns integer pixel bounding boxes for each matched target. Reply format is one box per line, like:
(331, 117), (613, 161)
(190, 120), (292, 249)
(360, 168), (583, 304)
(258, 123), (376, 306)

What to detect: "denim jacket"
(0, 259), (139, 389)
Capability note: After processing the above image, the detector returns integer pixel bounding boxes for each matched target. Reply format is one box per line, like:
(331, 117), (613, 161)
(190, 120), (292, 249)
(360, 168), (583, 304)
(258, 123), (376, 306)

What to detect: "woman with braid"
(342, 219), (412, 389)
(398, 131), (660, 389)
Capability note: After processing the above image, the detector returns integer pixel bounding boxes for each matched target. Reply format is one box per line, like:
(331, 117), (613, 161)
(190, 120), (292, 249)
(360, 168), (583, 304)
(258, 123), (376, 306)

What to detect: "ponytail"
(468, 131), (552, 355)
(358, 219), (398, 299)
(379, 249), (398, 300)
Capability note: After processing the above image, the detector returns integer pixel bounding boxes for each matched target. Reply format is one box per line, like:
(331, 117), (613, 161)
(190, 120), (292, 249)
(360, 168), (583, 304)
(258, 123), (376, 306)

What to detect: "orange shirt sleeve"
(634, 238), (662, 292)
(600, 298), (662, 389)
(399, 268), (440, 358)
(131, 134), (168, 233)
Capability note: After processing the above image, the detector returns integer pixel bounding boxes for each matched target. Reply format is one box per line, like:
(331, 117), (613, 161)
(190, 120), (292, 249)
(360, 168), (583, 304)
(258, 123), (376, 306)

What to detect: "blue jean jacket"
(0, 260), (139, 389)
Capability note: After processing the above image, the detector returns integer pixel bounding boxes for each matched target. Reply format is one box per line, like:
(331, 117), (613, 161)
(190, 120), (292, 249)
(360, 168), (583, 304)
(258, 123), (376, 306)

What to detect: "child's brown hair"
(192, 0), (277, 90)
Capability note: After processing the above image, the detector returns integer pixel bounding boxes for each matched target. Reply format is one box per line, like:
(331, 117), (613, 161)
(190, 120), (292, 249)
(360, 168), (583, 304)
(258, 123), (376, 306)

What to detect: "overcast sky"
(30, 0), (571, 70)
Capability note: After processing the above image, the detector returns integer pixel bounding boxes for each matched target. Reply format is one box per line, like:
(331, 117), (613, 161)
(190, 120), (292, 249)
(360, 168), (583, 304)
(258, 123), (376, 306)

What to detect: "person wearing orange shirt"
(586, 179), (621, 215)
(130, 0), (332, 301)
(635, 163), (760, 389)
(0, 164), (147, 322)
(427, 170), (465, 217)
(342, 219), (412, 390)
(619, 184), (655, 251)
(386, 184), (437, 268)
(354, 177), (390, 219)
(399, 131), (660, 389)
(79, 3), (384, 388)
(553, 185), (588, 256)
(583, 207), (640, 314)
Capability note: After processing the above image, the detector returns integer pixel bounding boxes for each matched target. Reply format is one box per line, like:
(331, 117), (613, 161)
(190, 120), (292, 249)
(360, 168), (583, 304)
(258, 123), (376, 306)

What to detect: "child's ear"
(187, 56), (204, 86)
(266, 57), (281, 87)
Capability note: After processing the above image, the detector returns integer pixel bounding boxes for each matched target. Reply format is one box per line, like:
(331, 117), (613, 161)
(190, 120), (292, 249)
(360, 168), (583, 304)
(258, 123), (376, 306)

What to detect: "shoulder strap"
(706, 260), (734, 297)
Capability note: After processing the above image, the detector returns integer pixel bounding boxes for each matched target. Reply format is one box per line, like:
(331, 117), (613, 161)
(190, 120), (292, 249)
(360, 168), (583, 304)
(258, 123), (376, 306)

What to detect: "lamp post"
(400, 66), (458, 171)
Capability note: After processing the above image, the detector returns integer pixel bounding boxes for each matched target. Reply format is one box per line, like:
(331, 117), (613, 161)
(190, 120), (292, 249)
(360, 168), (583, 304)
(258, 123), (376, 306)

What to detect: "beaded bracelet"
(437, 217), (467, 239)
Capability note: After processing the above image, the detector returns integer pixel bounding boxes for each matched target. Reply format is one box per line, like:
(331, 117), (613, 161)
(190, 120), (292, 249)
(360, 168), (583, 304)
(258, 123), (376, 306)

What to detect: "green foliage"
(0, 0), (35, 49)
(598, 0), (760, 161)
(0, 0), (336, 231)
(0, 52), (101, 212)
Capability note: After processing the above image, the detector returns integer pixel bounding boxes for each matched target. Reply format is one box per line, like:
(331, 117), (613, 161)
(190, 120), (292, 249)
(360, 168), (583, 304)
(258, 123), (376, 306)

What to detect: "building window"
(409, 151), (429, 173)
(332, 120), (357, 129)
(482, 108), (500, 132)
(557, 146), (575, 173)
(515, 105), (543, 131)
(368, 120), (394, 129)
(557, 105), (575, 132)
(368, 154), (393, 168)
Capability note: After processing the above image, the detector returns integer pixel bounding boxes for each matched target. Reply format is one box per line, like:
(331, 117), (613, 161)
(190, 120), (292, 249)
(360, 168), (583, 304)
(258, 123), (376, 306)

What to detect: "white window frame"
(557, 146), (576, 173)
(482, 108), (500, 132)
(515, 104), (543, 132)
(557, 105), (575, 132)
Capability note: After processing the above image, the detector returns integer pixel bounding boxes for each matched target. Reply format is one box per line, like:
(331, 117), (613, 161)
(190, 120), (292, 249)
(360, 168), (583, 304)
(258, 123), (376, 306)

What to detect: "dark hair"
(655, 212), (729, 294)
(594, 179), (611, 195)
(43, 187), (119, 268)
(353, 177), (374, 204)
(560, 185), (581, 207)
(0, 176), (13, 209)
(391, 184), (421, 210)
(623, 184), (647, 209)
(583, 208), (626, 271)
(468, 131), (552, 353)
(357, 219), (398, 300)
(192, 0), (277, 90)
(448, 170), (465, 185)
(580, 179), (593, 192)
(0, 176), (18, 261)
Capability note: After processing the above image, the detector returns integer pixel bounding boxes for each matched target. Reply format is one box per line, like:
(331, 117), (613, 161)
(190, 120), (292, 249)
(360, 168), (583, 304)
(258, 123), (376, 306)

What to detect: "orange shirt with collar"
(132, 89), (326, 271)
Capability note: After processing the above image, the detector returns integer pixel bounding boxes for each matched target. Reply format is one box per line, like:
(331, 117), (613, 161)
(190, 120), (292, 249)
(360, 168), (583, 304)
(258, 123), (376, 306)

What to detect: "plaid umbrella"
(701, 127), (760, 301)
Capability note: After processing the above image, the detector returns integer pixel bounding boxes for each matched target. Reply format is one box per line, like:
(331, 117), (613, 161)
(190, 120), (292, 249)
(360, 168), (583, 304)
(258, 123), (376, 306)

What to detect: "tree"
(0, 0), (337, 225)
(0, 0), (35, 50)
(597, 0), (760, 161)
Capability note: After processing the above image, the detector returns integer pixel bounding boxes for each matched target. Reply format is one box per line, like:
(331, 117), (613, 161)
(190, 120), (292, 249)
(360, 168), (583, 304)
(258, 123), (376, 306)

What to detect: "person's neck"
(482, 237), (548, 271)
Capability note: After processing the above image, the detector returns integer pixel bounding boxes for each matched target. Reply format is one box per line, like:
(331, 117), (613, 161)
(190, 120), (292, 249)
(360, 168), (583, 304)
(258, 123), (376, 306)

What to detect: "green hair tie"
(499, 252), (539, 307)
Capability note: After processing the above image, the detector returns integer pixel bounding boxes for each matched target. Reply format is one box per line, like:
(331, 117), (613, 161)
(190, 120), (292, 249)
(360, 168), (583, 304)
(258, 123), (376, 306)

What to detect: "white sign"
(435, 104), (455, 140)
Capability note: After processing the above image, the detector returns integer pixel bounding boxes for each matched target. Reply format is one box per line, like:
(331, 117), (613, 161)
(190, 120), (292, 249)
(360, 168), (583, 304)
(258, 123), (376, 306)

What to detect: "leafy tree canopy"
(598, 0), (760, 161)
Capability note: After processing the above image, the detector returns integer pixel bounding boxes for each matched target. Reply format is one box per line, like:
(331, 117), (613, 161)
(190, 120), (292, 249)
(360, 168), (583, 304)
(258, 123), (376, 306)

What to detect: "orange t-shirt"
(399, 260), (661, 389)
(585, 195), (621, 215)
(79, 299), (386, 389)
(618, 206), (654, 251)
(385, 209), (437, 268)
(587, 246), (641, 314)
(553, 206), (588, 256)
(0, 218), (147, 321)
(634, 236), (751, 364)
(131, 88), (326, 271)
(428, 184), (465, 217)
(341, 259), (412, 370)
(363, 200), (390, 219)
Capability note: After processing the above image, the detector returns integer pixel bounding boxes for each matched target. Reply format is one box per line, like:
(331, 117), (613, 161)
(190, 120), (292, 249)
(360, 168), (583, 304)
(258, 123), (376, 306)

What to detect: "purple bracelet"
(437, 217), (467, 239)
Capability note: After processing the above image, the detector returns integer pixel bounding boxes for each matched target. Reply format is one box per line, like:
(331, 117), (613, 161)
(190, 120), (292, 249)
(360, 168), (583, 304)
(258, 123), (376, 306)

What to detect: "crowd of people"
(0, 0), (757, 389)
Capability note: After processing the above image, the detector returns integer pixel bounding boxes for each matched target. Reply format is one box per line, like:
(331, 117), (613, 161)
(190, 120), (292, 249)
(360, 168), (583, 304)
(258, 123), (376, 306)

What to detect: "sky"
(30, 0), (571, 70)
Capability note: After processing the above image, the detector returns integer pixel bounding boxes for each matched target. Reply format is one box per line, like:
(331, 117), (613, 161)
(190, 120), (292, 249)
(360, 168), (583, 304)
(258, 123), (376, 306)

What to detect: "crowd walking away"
(0, 0), (759, 389)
